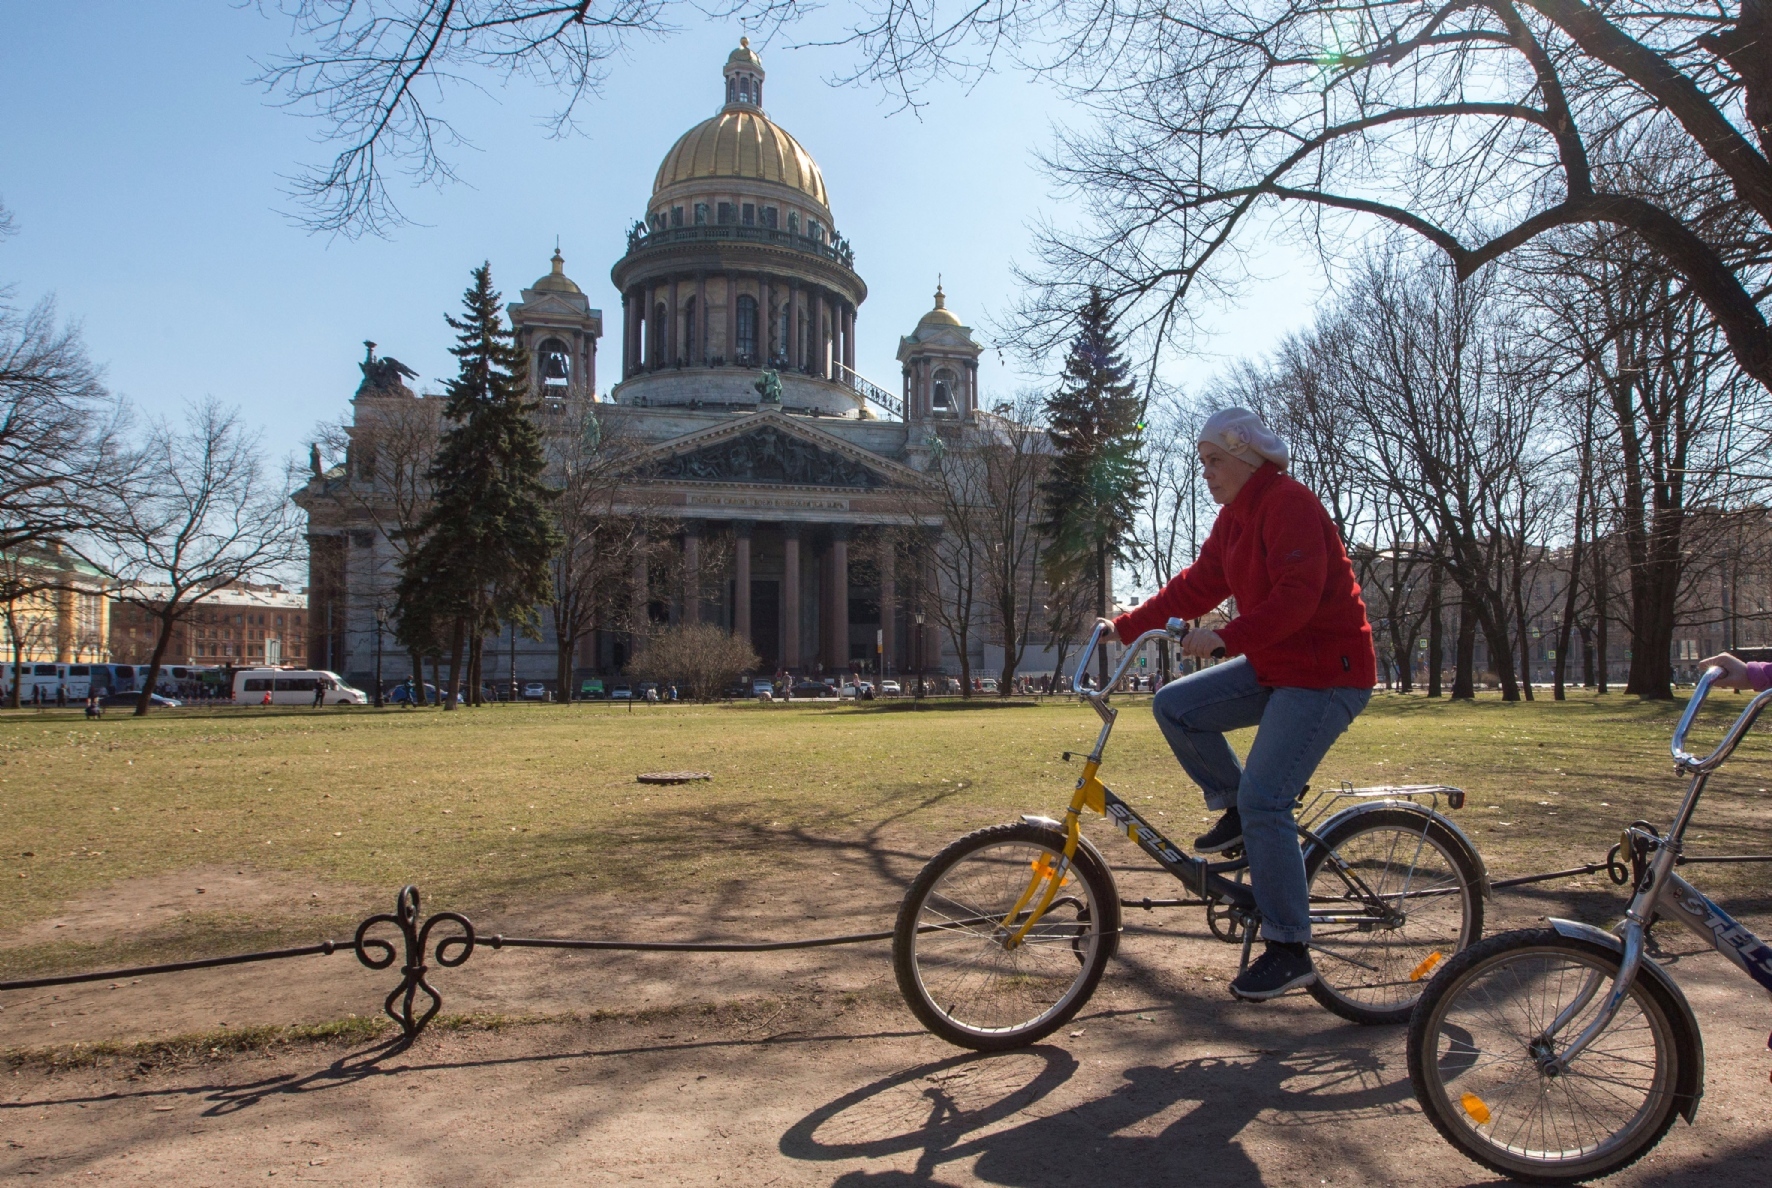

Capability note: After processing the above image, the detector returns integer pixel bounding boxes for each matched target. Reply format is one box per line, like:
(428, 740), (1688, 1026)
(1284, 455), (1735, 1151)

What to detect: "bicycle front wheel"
(1304, 807), (1484, 1025)
(1407, 929), (1689, 1184)
(893, 822), (1119, 1051)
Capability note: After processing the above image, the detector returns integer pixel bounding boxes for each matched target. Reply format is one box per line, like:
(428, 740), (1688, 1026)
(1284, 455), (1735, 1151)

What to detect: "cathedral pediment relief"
(651, 425), (885, 488)
(650, 424), (892, 489)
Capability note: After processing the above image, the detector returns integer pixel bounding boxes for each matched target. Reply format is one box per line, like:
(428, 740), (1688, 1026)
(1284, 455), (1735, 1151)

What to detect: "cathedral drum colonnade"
(297, 42), (1035, 692)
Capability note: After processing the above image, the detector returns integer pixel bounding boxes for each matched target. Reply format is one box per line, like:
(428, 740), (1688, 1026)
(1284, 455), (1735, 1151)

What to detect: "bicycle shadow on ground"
(781, 1037), (1413, 1187)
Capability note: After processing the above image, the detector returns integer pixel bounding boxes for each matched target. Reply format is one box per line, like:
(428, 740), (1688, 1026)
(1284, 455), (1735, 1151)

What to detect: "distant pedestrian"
(55, 684), (67, 707)
(313, 677), (328, 708)
(31, 684), (43, 708)
(261, 688), (273, 707)
(85, 693), (102, 719)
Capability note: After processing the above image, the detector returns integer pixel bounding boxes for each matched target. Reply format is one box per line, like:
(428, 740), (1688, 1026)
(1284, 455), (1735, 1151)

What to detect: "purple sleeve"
(1748, 662), (1772, 692)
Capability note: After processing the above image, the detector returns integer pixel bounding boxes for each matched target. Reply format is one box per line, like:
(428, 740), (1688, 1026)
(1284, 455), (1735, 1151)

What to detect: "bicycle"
(1406, 666), (1772, 1183)
(892, 618), (1487, 1051)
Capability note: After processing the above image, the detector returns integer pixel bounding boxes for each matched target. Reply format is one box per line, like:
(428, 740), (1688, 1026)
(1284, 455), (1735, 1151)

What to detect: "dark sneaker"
(1194, 807), (1243, 854)
(1229, 942), (1318, 1001)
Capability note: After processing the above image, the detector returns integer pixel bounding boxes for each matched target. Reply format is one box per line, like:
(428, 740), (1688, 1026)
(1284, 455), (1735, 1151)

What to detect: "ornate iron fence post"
(352, 886), (476, 1037)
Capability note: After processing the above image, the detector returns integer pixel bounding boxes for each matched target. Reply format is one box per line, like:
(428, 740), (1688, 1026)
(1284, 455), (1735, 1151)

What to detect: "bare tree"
(629, 622), (759, 702)
(544, 403), (661, 696)
(897, 0), (1772, 395)
(1322, 254), (1547, 699)
(900, 436), (985, 695)
(1520, 210), (1763, 697)
(257, 0), (801, 236)
(93, 400), (304, 714)
(1, 254), (132, 556)
(971, 396), (1053, 694)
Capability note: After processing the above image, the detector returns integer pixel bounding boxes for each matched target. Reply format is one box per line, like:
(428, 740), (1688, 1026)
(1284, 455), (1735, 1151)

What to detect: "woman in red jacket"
(1112, 407), (1376, 1001)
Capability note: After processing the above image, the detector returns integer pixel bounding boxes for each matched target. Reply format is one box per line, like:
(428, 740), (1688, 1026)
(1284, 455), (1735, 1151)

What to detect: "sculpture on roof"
(355, 340), (419, 398)
(754, 368), (783, 405)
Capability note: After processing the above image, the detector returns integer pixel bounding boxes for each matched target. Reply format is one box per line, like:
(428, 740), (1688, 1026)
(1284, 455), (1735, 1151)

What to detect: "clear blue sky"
(0, 4), (1320, 469)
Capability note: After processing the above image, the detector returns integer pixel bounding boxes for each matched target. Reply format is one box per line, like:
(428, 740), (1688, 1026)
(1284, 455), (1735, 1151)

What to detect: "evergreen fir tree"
(395, 263), (561, 706)
(1040, 288), (1145, 684)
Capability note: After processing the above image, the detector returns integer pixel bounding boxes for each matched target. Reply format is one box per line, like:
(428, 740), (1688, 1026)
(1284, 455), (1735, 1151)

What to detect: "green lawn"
(3, 690), (1768, 979)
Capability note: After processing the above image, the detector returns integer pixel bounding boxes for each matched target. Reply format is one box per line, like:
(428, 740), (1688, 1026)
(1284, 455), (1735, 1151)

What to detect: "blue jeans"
(1151, 659), (1371, 944)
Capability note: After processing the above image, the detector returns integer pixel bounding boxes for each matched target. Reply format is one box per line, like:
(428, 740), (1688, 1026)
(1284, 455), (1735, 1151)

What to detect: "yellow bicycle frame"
(998, 759), (1108, 949)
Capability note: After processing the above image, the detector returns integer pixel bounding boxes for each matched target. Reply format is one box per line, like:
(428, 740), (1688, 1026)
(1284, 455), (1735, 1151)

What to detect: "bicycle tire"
(1303, 807), (1483, 1025)
(1407, 929), (1687, 1184)
(893, 822), (1120, 1051)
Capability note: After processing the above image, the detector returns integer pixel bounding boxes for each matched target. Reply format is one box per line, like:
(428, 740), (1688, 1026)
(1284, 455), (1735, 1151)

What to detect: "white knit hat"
(1199, 407), (1289, 470)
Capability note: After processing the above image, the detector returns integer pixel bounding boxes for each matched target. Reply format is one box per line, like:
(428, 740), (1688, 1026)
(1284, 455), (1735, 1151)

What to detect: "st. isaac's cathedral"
(298, 41), (1057, 691)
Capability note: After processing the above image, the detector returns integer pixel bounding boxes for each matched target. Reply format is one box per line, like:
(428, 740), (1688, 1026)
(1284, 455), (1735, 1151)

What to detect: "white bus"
(232, 668), (368, 706)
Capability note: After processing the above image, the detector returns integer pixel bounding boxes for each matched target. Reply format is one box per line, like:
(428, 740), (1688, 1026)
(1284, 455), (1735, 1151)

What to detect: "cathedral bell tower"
(507, 248), (603, 401)
(897, 283), (981, 424)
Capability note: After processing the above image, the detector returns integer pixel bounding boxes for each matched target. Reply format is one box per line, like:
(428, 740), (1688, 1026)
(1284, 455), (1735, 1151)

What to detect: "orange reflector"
(1460, 1093), (1491, 1126)
(1410, 951), (1445, 982)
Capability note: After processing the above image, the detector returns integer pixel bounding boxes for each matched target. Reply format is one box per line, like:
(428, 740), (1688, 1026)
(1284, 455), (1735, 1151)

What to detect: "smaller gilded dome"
(727, 36), (762, 69)
(532, 247), (581, 294)
(918, 282), (961, 328)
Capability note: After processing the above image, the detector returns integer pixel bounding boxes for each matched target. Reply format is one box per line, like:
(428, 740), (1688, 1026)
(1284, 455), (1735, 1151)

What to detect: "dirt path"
(6, 886), (1771, 1186)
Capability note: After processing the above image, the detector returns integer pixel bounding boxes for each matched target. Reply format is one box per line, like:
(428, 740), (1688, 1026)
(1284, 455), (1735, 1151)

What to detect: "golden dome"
(653, 106), (829, 210)
(531, 247), (581, 294)
(917, 282), (961, 327)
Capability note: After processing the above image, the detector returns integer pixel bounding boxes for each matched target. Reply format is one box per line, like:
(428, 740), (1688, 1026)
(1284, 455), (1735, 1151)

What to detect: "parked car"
(980, 678), (999, 694)
(580, 678), (606, 700)
(788, 681), (837, 699)
(609, 683), (634, 700)
(100, 691), (181, 709)
(751, 678), (776, 698)
(389, 681), (440, 705)
(879, 680), (902, 697)
(522, 682), (548, 700)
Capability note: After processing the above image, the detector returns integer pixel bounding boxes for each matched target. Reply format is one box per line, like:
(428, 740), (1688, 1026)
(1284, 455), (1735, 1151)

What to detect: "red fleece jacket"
(1114, 463), (1376, 689)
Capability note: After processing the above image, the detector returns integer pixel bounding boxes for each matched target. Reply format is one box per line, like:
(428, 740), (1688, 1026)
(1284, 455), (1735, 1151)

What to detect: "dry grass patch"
(3, 691), (1767, 981)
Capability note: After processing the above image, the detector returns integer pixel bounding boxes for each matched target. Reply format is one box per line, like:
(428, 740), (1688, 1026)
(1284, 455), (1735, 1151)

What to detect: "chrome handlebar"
(1671, 666), (1772, 773)
(1071, 617), (1204, 696)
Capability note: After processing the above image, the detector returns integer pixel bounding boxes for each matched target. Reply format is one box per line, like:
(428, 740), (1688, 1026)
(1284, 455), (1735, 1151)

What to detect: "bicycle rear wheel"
(1304, 807), (1483, 1025)
(1407, 929), (1688, 1184)
(893, 822), (1119, 1051)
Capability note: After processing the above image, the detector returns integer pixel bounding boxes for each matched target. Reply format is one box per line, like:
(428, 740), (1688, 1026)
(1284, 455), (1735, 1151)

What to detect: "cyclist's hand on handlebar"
(1180, 628), (1225, 660)
(1700, 653), (1751, 690)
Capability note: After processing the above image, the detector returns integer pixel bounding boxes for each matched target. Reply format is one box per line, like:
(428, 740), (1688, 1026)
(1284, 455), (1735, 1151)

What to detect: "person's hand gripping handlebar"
(1165, 616), (1226, 660)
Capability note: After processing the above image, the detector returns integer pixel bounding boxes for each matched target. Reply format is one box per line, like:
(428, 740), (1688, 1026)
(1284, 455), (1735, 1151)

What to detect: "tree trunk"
(1593, 548), (1610, 695)
(1388, 612), (1412, 694)
(409, 647), (423, 701)
(1513, 567), (1535, 702)
(1625, 511), (1680, 699)
(1095, 539), (1111, 689)
(5, 604), (23, 709)
(1426, 563), (1444, 698)
(1474, 590), (1520, 701)
(468, 634), (483, 706)
(135, 611), (179, 716)
(1580, 623), (1596, 688)
(556, 628), (575, 703)
(443, 621), (464, 710)
(1453, 596), (1476, 700)
(1554, 537), (1584, 703)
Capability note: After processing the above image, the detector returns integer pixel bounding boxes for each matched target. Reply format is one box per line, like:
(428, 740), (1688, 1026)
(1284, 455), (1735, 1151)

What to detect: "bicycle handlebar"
(1071, 617), (1224, 695)
(1670, 666), (1772, 773)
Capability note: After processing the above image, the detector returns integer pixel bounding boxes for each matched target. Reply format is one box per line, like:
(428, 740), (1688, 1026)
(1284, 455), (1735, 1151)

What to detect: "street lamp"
(373, 606), (387, 708)
(914, 610), (925, 703)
